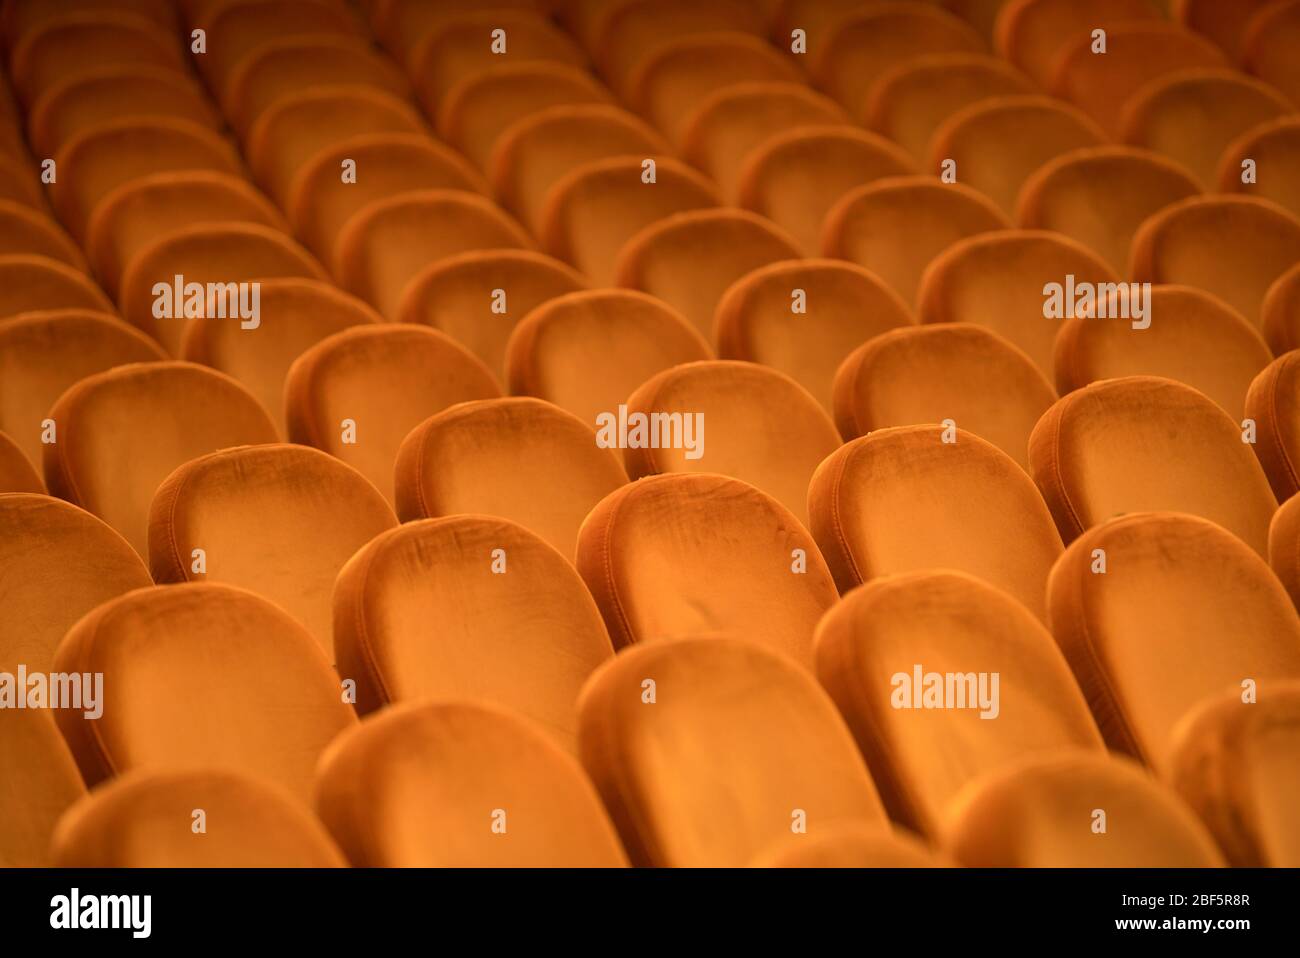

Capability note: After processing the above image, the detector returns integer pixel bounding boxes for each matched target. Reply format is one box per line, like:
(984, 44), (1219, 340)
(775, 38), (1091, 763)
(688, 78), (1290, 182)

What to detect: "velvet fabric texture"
(752, 824), (944, 868)
(0, 197), (88, 269)
(0, 254), (113, 319)
(1219, 118), (1300, 225)
(0, 708), (85, 867)
(1245, 352), (1300, 502)
(1271, 494), (1300, 610)
(0, 430), (42, 493)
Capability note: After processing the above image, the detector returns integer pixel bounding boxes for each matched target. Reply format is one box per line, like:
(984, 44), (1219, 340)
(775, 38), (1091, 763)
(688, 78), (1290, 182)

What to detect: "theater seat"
(1178, 0), (1280, 60)
(1169, 683), (1300, 867)
(928, 96), (1106, 218)
(50, 769), (347, 868)
(994, 0), (1162, 87)
(1263, 262), (1300, 354)
(315, 701), (628, 867)
(1271, 494), (1300, 609)
(752, 824), (945, 868)
(823, 176), (1010, 307)
(182, 279), (381, 437)
(506, 289), (710, 427)
(577, 637), (886, 866)
(285, 325), (500, 504)
(0, 151), (46, 211)
(0, 430), (42, 493)
(615, 209), (803, 337)
(395, 397), (627, 560)
(118, 222), (328, 355)
(808, 425), (1064, 620)
(334, 189), (532, 319)
(918, 230), (1118, 379)
(835, 324), (1055, 469)
(1017, 146), (1202, 276)
(1047, 512), (1300, 772)
(816, 571), (1103, 836)
(1131, 196), (1300, 334)
(577, 474), (838, 666)
(54, 583), (358, 800)
(333, 516), (614, 749)
(3, 0), (177, 50)
(44, 361), (278, 557)
(86, 170), (288, 300)
(943, 751), (1226, 866)
(736, 126), (916, 256)
(0, 198), (87, 270)
(1, 708), (85, 867)
(0, 254), (113, 320)
(148, 445), (397, 658)
(1218, 117), (1300, 223)
(679, 82), (850, 204)
(1246, 352), (1300, 503)
(1055, 286), (1271, 420)
(1240, 0), (1300, 107)
(287, 134), (487, 268)
(539, 155), (720, 285)
(373, 0), (552, 70)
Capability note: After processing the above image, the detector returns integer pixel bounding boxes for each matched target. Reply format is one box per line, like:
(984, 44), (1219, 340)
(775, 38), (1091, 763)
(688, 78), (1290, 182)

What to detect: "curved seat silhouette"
(1218, 117), (1300, 223)
(753, 824), (945, 868)
(50, 769), (346, 868)
(539, 155), (720, 285)
(614, 208), (803, 337)
(0, 310), (166, 468)
(863, 53), (1035, 165)
(489, 103), (669, 234)
(621, 361), (839, 528)
(928, 95), (1106, 218)
(0, 254), (113, 321)
(54, 583), (358, 800)
(1017, 146), (1202, 275)
(316, 702), (628, 867)
(716, 263), (906, 423)
(334, 189), (532, 319)
(87, 170), (288, 299)
(0, 431), (42, 493)
(1031, 377), (1278, 553)
(835, 324), (1055, 468)
(576, 474), (838, 666)
(44, 361), (277, 556)
(1, 708), (85, 866)
(505, 289), (710, 426)
(182, 278), (381, 437)
(917, 230), (1118, 379)
(395, 397), (627, 560)
(1178, 0), (1279, 60)
(148, 445), (398, 657)
(333, 516), (615, 749)
(1240, 0), (1300, 107)
(577, 637), (885, 866)
(285, 325), (499, 504)
(1169, 683), (1300, 867)
(679, 82), (849, 204)
(376, 0), (556, 68)
(0, 152), (45, 211)
(1131, 195), (1300, 331)
(1263, 262), (1300, 355)
(0, 198), (87, 270)
(943, 751), (1225, 866)
(1246, 352), (1300, 502)
(823, 176), (1010, 307)
(1047, 513), (1300, 771)
(816, 571), (1103, 836)
(118, 221), (327, 355)
(1056, 285), (1271, 419)
(4, 0), (177, 50)
(395, 249), (587, 384)
(287, 133), (487, 267)
(1273, 495), (1300, 609)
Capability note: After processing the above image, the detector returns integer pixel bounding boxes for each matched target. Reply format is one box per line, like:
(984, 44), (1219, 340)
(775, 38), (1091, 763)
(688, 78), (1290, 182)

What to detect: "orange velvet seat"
(148, 445), (397, 658)
(577, 637), (886, 866)
(1263, 262), (1300, 354)
(834, 324), (1055, 468)
(1169, 683), (1300, 867)
(315, 701), (628, 867)
(816, 571), (1103, 836)
(287, 134), (487, 268)
(614, 209), (803, 338)
(928, 96), (1106, 218)
(333, 515), (614, 748)
(539, 155), (720, 285)
(50, 769), (347, 868)
(0, 198), (87, 271)
(0, 151), (46, 212)
(823, 176), (1010, 307)
(1240, 0), (1300, 107)
(44, 361), (277, 556)
(1, 708), (85, 866)
(736, 126), (916, 256)
(752, 824), (945, 868)
(917, 230), (1118, 380)
(1273, 494), (1300, 609)
(181, 278), (381, 438)
(1131, 196), (1300, 333)
(375, 0), (553, 69)
(1177, 0), (1278, 60)
(0, 254), (113, 321)
(505, 289), (710, 427)
(118, 222), (328, 355)
(54, 583), (358, 800)
(943, 751), (1226, 867)
(1218, 117), (1300, 223)
(576, 474), (838, 666)
(0, 310), (166, 468)
(395, 249), (588, 384)
(395, 397), (627, 560)
(1046, 513), (1300, 772)
(1017, 146), (1202, 276)
(3, 0), (177, 50)
(0, 430), (42, 493)
(1246, 352), (1300, 503)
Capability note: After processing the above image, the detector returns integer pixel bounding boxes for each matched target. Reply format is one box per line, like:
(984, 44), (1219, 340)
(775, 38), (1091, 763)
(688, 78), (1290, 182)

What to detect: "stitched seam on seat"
(829, 446), (864, 585)
(79, 614), (121, 780)
(350, 541), (395, 707)
(1268, 367), (1300, 491)
(163, 463), (196, 582)
(1049, 403), (1086, 538)
(599, 490), (635, 647)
